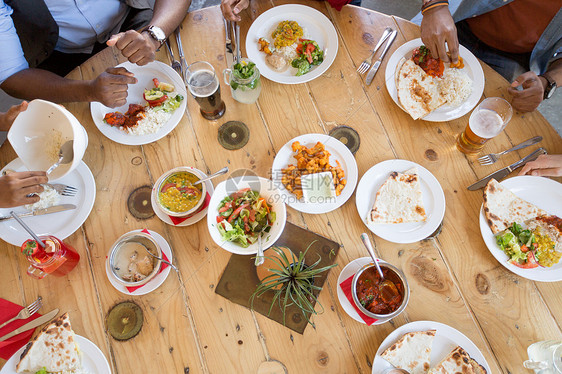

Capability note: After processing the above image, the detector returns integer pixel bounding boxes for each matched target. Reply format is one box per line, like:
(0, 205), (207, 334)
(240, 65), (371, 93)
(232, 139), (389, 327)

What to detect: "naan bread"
(380, 330), (436, 374)
(427, 346), (478, 374)
(370, 168), (426, 224)
(397, 59), (446, 120)
(483, 179), (546, 234)
(16, 313), (82, 373)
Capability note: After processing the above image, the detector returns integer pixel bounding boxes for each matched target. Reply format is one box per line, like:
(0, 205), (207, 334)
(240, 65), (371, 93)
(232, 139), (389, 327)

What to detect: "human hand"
(0, 101), (28, 131)
(221, 0), (249, 22)
(421, 5), (459, 63)
(519, 154), (562, 177)
(89, 67), (137, 108)
(107, 30), (159, 66)
(507, 72), (545, 112)
(0, 171), (48, 208)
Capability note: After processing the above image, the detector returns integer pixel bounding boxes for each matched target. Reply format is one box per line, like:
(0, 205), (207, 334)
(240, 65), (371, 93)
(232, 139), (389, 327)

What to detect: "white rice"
(278, 45), (298, 61)
(25, 185), (60, 211)
(126, 107), (172, 136)
(439, 68), (473, 107)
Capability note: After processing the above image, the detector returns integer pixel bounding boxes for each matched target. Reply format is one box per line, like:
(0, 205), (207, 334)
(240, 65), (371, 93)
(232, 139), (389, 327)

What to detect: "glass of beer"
(456, 97), (513, 154)
(186, 61), (226, 120)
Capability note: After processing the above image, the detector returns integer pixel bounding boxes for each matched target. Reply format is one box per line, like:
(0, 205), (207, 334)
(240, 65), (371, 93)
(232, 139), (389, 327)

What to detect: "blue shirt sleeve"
(0, 1), (29, 85)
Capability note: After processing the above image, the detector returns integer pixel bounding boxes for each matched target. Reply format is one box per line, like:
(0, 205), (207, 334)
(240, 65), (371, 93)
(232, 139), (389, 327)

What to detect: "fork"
(164, 39), (182, 78)
(477, 136), (542, 165)
(45, 183), (78, 197)
(356, 27), (392, 74)
(0, 296), (42, 329)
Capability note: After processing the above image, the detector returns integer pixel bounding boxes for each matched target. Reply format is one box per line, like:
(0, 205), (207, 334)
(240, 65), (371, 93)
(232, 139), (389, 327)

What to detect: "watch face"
(547, 84), (556, 99)
(149, 26), (166, 42)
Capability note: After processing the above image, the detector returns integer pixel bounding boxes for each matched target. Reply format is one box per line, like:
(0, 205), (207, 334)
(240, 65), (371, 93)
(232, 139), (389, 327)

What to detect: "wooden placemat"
(215, 222), (340, 334)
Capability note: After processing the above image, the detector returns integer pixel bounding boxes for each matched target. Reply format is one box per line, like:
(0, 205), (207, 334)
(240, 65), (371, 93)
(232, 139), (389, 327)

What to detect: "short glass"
(524, 340), (562, 374)
(223, 58), (262, 104)
(456, 97), (513, 154)
(24, 235), (80, 279)
(186, 61), (226, 120)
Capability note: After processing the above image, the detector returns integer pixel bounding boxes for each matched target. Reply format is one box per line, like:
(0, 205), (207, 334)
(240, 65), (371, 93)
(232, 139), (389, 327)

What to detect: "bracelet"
(421, 0), (449, 14)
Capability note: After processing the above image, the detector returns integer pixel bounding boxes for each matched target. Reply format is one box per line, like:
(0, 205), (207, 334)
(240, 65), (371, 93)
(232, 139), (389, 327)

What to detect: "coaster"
(215, 222), (340, 334)
(106, 301), (143, 341)
(218, 121), (250, 150)
(329, 126), (360, 155)
(127, 186), (155, 219)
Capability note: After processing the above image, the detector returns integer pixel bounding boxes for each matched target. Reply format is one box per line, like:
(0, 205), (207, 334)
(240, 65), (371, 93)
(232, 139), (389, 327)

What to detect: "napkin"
(339, 275), (379, 325)
(0, 298), (43, 360)
(169, 192), (211, 225)
(125, 229), (170, 293)
(326, 0), (351, 11)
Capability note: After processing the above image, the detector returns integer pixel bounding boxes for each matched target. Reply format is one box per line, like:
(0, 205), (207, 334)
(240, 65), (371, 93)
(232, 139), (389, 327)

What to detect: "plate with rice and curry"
(384, 38), (485, 122)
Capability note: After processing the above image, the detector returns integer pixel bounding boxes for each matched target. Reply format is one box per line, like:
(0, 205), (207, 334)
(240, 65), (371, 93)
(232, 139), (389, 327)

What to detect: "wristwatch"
(146, 25), (166, 49)
(540, 73), (557, 100)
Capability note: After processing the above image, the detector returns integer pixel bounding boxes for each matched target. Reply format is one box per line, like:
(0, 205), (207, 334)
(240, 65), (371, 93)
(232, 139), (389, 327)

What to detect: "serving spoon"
(139, 242), (179, 274)
(360, 233), (400, 303)
(46, 140), (74, 175)
(193, 166), (229, 186)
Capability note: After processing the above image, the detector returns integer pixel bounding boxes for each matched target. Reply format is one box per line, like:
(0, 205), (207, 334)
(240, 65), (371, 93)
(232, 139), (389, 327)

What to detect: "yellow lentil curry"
(158, 172), (202, 213)
(272, 20), (303, 49)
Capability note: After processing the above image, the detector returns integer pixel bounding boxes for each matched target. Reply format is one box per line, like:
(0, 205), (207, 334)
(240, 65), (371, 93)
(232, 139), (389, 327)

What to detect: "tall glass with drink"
(186, 61), (226, 120)
(22, 236), (80, 279)
(524, 340), (562, 374)
(456, 97), (513, 154)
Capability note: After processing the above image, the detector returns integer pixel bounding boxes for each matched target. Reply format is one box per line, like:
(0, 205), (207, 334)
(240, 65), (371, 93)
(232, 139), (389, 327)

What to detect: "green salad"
(496, 223), (539, 268)
(215, 188), (275, 248)
(291, 39), (324, 76)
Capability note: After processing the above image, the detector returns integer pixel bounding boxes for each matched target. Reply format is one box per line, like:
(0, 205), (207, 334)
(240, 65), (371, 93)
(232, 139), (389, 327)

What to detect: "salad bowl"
(207, 176), (286, 255)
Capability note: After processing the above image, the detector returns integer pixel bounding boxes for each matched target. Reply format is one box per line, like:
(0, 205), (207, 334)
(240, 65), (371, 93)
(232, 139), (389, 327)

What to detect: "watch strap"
(540, 73), (556, 100)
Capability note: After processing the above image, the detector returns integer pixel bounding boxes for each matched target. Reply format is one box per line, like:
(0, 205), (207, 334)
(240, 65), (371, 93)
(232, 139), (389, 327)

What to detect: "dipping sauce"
(158, 171), (203, 213)
(355, 266), (404, 314)
(113, 242), (155, 282)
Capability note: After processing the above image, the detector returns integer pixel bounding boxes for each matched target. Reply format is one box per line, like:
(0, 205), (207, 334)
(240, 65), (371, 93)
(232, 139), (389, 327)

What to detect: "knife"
(467, 147), (547, 191)
(0, 204), (76, 222)
(224, 18), (234, 68)
(366, 29), (397, 85)
(0, 308), (58, 342)
(174, 28), (188, 82)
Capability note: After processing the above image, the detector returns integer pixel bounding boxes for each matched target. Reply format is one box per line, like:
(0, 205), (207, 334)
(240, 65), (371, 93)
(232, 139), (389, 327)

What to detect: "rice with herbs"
(126, 107), (172, 136)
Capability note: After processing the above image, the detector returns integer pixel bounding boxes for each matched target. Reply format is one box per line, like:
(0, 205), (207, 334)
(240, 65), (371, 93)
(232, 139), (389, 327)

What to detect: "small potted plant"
(251, 243), (337, 327)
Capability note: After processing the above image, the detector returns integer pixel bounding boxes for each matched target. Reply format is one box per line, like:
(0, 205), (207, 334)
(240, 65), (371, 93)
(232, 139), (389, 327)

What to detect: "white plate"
(245, 4), (338, 84)
(356, 159), (445, 243)
(479, 176), (562, 282)
(105, 229), (172, 296)
(0, 158), (96, 246)
(271, 134), (358, 214)
(90, 61), (187, 145)
(152, 177), (215, 226)
(1, 335), (111, 374)
(337, 257), (391, 325)
(207, 176), (287, 255)
(384, 38), (485, 122)
(372, 320), (491, 374)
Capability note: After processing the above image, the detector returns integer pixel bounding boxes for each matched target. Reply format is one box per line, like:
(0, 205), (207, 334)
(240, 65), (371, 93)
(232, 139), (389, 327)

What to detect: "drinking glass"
(223, 58), (262, 104)
(524, 340), (562, 374)
(24, 235), (80, 279)
(456, 97), (513, 154)
(186, 61), (226, 120)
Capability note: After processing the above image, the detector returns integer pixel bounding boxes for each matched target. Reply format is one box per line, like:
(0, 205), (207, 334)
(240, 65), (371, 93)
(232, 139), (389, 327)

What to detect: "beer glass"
(456, 97), (513, 154)
(186, 61), (226, 120)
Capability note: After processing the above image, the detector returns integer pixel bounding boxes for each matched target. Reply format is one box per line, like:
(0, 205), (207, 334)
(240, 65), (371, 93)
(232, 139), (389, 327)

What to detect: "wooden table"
(2, 2), (561, 373)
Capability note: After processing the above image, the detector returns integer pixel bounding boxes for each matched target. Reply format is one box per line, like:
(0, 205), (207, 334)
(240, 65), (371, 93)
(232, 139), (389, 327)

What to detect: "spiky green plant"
(250, 243), (337, 327)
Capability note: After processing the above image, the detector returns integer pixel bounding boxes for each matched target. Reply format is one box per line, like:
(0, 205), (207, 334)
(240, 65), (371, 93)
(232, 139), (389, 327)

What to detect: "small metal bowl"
(154, 167), (207, 218)
(351, 261), (410, 321)
(108, 231), (162, 287)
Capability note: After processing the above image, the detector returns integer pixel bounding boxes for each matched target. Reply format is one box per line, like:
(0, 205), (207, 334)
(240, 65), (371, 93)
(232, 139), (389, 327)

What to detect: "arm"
(0, 171), (48, 208)
(507, 59), (562, 112)
(221, 0), (249, 22)
(107, 0), (192, 66)
(420, 2), (459, 63)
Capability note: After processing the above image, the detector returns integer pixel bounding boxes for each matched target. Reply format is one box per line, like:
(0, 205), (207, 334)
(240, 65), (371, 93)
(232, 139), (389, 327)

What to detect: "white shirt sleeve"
(0, 1), (29, 85)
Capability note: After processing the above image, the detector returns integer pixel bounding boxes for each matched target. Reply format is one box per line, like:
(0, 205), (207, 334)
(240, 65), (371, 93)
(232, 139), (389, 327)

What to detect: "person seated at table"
(0, 0), (191, 108)
(519, 154), (562, 177)
(413, 0), (561, 113)
(0, 101), (48, 208)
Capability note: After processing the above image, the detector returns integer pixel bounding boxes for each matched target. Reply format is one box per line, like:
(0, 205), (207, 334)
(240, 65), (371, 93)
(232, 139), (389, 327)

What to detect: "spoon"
(193, 167), (229, 186)
(10, 212), (46, 248)
(46, 140), (74, 175)
(139, 242), (179, 274)
(360, 233), (400, 303)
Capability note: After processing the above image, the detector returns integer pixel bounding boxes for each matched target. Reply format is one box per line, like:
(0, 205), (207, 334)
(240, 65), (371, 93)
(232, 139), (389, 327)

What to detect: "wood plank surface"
(1, 2), (561, 374)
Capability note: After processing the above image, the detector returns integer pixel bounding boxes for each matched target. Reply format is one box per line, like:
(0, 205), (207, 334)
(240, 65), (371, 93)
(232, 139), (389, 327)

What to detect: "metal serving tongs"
(174, 27), (188, 83)
(232, 22), (241, 64)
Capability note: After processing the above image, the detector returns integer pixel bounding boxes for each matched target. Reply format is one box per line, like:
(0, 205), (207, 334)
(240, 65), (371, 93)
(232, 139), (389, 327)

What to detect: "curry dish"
(158, 172), (203, 213)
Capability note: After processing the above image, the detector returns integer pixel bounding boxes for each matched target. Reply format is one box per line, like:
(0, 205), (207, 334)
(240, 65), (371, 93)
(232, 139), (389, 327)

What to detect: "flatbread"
(483, 179), (546, 234)
(427, 346), (476, 374)
(370, 168), (427, 224)
(380, 330), (436, 374)
(16, 313), (82, 373)
(469, 357), (488, 374)
(397, 59), (446, 120)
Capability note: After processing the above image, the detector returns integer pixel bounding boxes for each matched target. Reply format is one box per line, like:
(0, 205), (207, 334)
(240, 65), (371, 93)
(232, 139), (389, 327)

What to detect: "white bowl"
(207, 176), (287, 255)
(8, 99), (88, 181)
